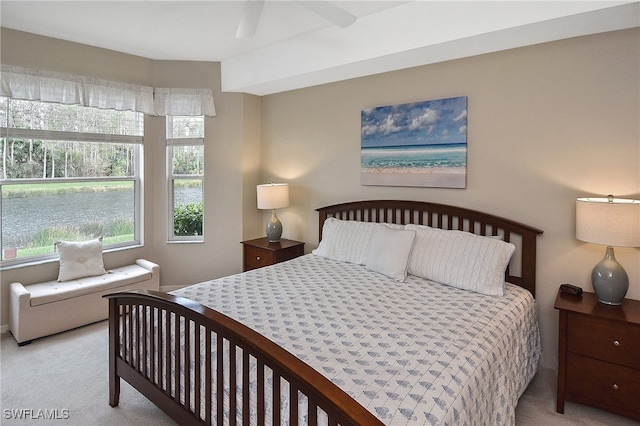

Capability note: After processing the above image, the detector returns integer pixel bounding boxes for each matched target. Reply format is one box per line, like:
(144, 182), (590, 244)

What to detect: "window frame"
(0, 98), (144, 268)
(166, 116), (204, 243)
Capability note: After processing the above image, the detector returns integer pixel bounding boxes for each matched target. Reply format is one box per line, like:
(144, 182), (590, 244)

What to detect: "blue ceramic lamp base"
(266, 209), (283, 243)
(591, 246), (629, 305)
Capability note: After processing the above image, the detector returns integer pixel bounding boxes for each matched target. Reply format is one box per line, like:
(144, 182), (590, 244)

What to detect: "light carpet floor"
(1, 321), (638, 425)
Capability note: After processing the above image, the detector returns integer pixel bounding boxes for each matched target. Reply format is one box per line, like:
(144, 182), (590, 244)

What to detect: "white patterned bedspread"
(172, 254), (540, 425)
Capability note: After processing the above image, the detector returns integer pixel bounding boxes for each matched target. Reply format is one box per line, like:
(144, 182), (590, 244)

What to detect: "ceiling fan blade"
(236, 0), (265, 39)
(297, 1), (357, 28)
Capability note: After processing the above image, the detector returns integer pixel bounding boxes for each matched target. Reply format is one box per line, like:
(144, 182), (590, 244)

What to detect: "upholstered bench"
(9, 259), (159, 345)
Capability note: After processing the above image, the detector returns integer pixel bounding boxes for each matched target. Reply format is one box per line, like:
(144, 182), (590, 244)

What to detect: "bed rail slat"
(127, 304), (133, 364)
(184, 319), (191, 411)
(257, 359), (265, 425)
(289, 384), (297, 424)
(150, 307), (156, 381)
(141, 306), (146, 373)
(216, 333), (224, 424)
(229, 342), (237, 426)
(242, 350), (250, 425)
(273, 371), (281, 424)
(309, 399), (318, 425)
(205, 329), (212, 425)
(174, 312), (180, 404)
(164, 310), (170, 393)
(135, 305), (141, 372)
(194, 323), (202, 420)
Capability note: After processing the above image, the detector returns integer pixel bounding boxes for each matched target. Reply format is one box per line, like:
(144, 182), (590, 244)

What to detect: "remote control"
(560, 283), (583, 296)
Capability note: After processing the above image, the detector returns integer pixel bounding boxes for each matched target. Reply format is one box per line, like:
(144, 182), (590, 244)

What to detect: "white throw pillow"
(56, 238), (106, 282)
(405, 224), (515, 296)
(366, 227), (416, 282)
(312, 218), (403, 265)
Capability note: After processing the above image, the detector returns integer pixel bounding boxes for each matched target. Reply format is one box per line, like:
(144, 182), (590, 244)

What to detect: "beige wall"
(260, 28), (640, 370)
(1, 27), (638, 373)
(0, 29), (261, 326)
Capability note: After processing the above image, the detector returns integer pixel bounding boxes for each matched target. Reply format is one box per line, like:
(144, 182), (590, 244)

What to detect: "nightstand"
(241, 237), (305, 272)
(555, 290), (640, 421)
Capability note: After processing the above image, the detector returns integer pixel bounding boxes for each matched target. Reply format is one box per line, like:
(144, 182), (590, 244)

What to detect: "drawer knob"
(256, 256), (261, 261)
(613, 384), (619, 390)
(613, 340), (620, 346)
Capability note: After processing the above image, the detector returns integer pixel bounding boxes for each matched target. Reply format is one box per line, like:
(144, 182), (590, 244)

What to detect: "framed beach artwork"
(361, 96), (467, 188)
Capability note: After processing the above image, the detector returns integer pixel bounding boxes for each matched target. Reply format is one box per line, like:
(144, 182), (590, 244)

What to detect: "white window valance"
(1, 65), (155, 113)
(154, 88), (216, 117)
(0, 65), (216, 117)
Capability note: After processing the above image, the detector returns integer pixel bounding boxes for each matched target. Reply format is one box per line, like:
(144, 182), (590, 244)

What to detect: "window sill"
(0, 244), (143, 271)
(166, 239), (204, 245)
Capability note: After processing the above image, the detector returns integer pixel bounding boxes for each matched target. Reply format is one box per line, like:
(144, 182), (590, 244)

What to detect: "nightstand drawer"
(568, 314), (640, 369)
(243, 245), (274, 270)
(566, 353), (640, 418)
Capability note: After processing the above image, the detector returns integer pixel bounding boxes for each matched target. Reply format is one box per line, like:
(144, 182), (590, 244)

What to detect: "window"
(0, 97), (143, 264)
(167, 116), (204, 242)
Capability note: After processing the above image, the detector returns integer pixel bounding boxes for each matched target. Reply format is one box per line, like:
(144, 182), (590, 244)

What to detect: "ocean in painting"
(361, 143), (466, 170)
(360, 143), (467, 188)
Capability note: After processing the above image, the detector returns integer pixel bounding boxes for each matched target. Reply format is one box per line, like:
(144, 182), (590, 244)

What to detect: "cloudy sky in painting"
(361, 96), (467, 148)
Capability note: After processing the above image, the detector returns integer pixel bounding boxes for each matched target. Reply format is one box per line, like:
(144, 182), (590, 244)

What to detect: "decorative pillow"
(405, 224), (515, 296)
(365, 227), (416, 282)
(312, 218), (403, 265)
(56, 238), (106, 282)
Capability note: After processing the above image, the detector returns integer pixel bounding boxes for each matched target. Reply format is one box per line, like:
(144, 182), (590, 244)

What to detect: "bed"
(105, 200), (543, 425)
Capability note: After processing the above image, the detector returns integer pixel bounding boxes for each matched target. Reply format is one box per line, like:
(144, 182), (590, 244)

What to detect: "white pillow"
(312, 218), (403, 265)
(56, 238), (106, 282)
(405, 224), (515, 296)
(366, 227), (416, 282)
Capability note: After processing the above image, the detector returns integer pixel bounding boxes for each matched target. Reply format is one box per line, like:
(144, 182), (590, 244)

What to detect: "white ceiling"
(1, 1), (638, 95)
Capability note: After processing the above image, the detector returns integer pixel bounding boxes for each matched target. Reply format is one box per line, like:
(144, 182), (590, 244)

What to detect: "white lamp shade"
(576, 197), (640, 247)
(257, 183), (289, 210)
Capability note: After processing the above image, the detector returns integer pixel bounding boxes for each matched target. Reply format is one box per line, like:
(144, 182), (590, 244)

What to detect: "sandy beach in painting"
(361, 166), (466, 188)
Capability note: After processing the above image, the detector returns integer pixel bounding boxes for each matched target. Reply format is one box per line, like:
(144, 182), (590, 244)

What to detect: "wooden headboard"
(316, 200), (543, 297)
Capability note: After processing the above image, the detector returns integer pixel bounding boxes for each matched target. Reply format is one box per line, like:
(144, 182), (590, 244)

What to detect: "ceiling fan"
(236, 0), (357, 38)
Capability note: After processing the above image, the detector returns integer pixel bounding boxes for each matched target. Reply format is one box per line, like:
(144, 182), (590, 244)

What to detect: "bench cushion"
(28, 264), (152, 307)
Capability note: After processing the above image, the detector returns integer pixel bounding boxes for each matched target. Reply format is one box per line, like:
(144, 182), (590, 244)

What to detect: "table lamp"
(576, 195), (640, 305)
(257, 183), (289, 242)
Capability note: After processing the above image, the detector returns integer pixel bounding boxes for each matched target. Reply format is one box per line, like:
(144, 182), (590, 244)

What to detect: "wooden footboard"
(104, 290), (383, 426)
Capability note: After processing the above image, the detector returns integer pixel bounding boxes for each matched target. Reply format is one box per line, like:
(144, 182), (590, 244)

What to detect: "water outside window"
(1, 181), (135, 259)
